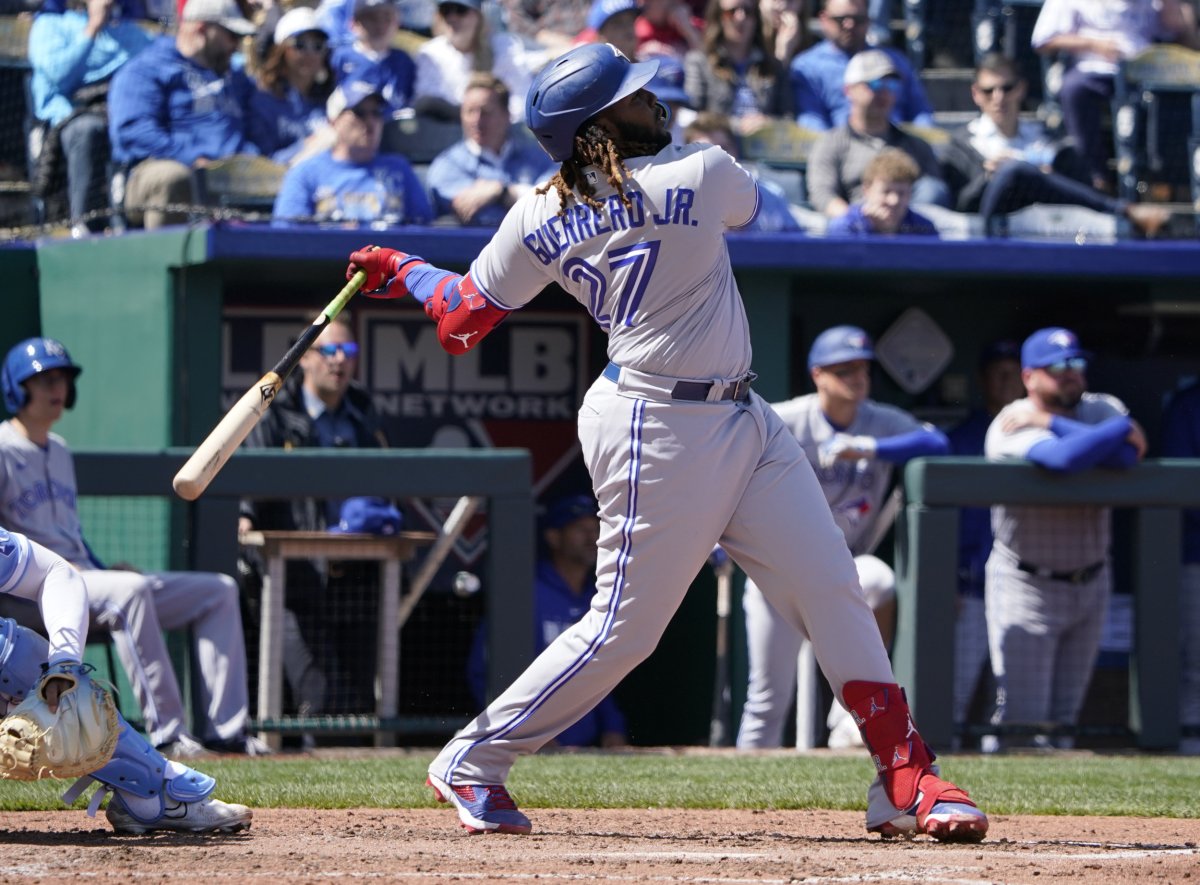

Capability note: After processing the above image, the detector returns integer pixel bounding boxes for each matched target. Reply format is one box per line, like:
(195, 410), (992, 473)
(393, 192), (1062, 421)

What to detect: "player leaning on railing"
(347, 43), (989, 842)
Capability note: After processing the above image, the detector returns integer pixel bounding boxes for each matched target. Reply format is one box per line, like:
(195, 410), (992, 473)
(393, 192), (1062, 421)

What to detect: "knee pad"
(853, 555), (896, 610)
(0, 618), (50, 710)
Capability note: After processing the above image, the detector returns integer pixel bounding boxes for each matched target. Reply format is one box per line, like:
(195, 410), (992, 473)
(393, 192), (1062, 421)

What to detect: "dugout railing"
(896, 457), (1197, 751)
(73, 448), (534, 739)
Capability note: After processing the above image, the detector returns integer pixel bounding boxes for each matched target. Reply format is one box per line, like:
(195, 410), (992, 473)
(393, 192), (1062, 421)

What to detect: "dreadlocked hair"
(535, 121), (664, 218)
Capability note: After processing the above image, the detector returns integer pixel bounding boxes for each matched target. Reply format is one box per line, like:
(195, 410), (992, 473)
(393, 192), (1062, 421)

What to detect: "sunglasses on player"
(1043, 357), (1087, 375)
(315, 342), (360, 358)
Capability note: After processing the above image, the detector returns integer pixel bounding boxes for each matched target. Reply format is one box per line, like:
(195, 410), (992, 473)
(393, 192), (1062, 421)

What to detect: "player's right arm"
(347, 247), (513, 354)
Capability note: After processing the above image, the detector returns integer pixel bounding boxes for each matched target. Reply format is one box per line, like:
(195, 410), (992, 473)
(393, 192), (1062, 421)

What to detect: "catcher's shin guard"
(842, 681), (987, 842)
(62, 719), (216, 817)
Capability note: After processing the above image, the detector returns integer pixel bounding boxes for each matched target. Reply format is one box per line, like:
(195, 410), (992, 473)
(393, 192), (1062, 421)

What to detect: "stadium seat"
(381, 112), (464, 164)
(1113, 44), (1200, 206)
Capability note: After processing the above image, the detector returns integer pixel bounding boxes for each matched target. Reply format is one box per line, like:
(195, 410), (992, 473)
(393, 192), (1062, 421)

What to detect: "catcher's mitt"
(0, 661), (119, 781)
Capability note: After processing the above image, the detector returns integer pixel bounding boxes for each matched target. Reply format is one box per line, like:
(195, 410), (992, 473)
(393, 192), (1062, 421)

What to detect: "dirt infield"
(4, 808), (1198, 883)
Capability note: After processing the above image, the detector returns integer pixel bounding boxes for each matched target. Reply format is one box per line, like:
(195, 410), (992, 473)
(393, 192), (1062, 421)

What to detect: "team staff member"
(0, 523), (251, 834)
(736, 326), (950, 754)
(0, 338), (260, 757)
(346, 43), (988, 842)
(984, 327), (1145, 750)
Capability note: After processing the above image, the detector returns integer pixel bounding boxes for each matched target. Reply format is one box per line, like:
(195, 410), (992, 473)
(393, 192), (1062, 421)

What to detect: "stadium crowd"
(5, 0), (1199, 238)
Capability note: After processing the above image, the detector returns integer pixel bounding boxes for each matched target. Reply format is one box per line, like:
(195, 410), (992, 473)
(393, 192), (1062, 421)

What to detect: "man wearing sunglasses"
(790, 0), (933, 132)
(806, 48), (949, 219)
(272, 80), (433, 226)
(941, 54), (1170, 238)
(239, 315), (390, 730)
(983, 327), (1146, 752)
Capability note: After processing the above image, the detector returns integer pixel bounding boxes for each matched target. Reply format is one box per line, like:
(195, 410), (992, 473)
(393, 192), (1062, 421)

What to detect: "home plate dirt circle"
(3, 808), (1197, 883)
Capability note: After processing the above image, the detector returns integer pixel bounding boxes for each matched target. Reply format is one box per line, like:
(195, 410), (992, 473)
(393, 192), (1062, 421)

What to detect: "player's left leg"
(1047, 569), (1110, 739)
(720, 403), (987, 842)
(147, 571), (253, 748)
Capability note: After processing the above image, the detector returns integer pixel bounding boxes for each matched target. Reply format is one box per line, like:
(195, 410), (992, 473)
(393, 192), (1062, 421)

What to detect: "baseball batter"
(0, 525), (252, 833)
(347, 43), (988, 841)
(736, 326), (950, 752)
(984, 327), (1144, 749)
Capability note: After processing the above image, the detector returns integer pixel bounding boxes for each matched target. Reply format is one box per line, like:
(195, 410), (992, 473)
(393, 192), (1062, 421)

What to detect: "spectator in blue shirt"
(28, 0), (153, 232)
(271, 79), (433, 226)
(330, 0), (416, 115)
(108, 0), (260, 228)
(467, 493), (629, 749)
(426, 73), (555, 226)
(248, 7), (337, 167)
(825, 147), (938, 236)
(790, 0), (933, 132)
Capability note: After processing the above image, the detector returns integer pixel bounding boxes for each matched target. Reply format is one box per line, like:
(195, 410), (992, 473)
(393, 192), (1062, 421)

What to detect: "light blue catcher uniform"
(0, 526), (250, 834)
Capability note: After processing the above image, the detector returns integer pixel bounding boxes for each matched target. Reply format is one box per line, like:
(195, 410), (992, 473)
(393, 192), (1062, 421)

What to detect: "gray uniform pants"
(83, 569), (249, 747)
(985, 554), (1109, 741)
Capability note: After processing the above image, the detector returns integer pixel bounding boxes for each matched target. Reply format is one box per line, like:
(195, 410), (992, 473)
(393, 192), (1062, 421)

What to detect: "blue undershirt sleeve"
(402, 263), (459, 305)
(874, 427), (951, 463)
(1026, 415), (1133, 472)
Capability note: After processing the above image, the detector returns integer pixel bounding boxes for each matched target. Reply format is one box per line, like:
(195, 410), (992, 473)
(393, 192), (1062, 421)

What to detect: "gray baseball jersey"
(430, 142), (896, 788)
(773, 394), (927, 554)
(985, 392), (1127, 570)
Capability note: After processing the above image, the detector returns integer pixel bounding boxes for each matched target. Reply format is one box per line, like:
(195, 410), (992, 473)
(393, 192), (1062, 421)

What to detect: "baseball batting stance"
(347, 43), (988, 842)
(0, 526), (252, 834)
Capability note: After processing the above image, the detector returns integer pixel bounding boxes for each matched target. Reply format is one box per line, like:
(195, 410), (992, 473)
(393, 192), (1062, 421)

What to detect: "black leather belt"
(1016, 560), (1105, 585)
(603, 362), (754, 402)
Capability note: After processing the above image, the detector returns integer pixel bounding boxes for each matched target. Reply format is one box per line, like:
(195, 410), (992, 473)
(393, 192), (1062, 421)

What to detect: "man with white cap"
(271, 79), (432, 226)
(108, 0), (262, 228)
(984, 327), (1145, 751)
(805, 47), (948, 218)
(790, 0), (933, 132)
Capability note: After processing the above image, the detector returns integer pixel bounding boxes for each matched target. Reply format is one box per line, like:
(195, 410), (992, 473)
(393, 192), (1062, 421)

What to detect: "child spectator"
(271, 80), (433, 226)
(576, 0), (641, 59)
(826, 147), (938, 235)
(248, 7), (338, 166)
(331, 0), (417, 114)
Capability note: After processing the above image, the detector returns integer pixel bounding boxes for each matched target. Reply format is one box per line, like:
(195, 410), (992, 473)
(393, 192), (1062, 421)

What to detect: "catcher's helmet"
(2, 337), (82, 414)
(526, 43), (659, 162)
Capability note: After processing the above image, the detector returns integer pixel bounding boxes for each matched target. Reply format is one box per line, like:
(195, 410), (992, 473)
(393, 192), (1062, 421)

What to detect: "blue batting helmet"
(808, 325), (875, 371)
(525, 43), (659, 162)
(2, 337), (82, 414)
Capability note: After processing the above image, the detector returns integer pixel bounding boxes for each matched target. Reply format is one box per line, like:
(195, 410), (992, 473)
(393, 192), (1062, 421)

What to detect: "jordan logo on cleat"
(892, 743), (910, 766)
(448, 331), (477, 348)
(868, 695), (886, 718)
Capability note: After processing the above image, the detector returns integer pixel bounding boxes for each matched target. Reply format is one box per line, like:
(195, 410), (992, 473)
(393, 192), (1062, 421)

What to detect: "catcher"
(0, 524), (252, 834)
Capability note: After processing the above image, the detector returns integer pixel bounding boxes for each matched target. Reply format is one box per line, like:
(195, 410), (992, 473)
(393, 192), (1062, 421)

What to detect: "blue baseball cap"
(587, 0), (638, 31)
(1021, 327), (1089, 370)
(808, 325), (875, 370)
(542, 493), (598, 529)
(646, 55), (690, 107)
(327, 80), (386, 121)
(329, 497), (403, 535)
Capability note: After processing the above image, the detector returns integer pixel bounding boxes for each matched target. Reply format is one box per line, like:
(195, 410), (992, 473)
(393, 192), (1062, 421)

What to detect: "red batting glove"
(347, 246), (412, 297)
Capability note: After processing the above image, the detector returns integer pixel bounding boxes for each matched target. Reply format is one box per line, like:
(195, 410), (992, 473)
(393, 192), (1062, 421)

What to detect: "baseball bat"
(708, 558), (735, 747)
(172, 271), (366, 501)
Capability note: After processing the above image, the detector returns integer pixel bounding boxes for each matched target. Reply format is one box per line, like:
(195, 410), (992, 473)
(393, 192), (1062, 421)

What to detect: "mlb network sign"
(222, 306), (590, 559)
